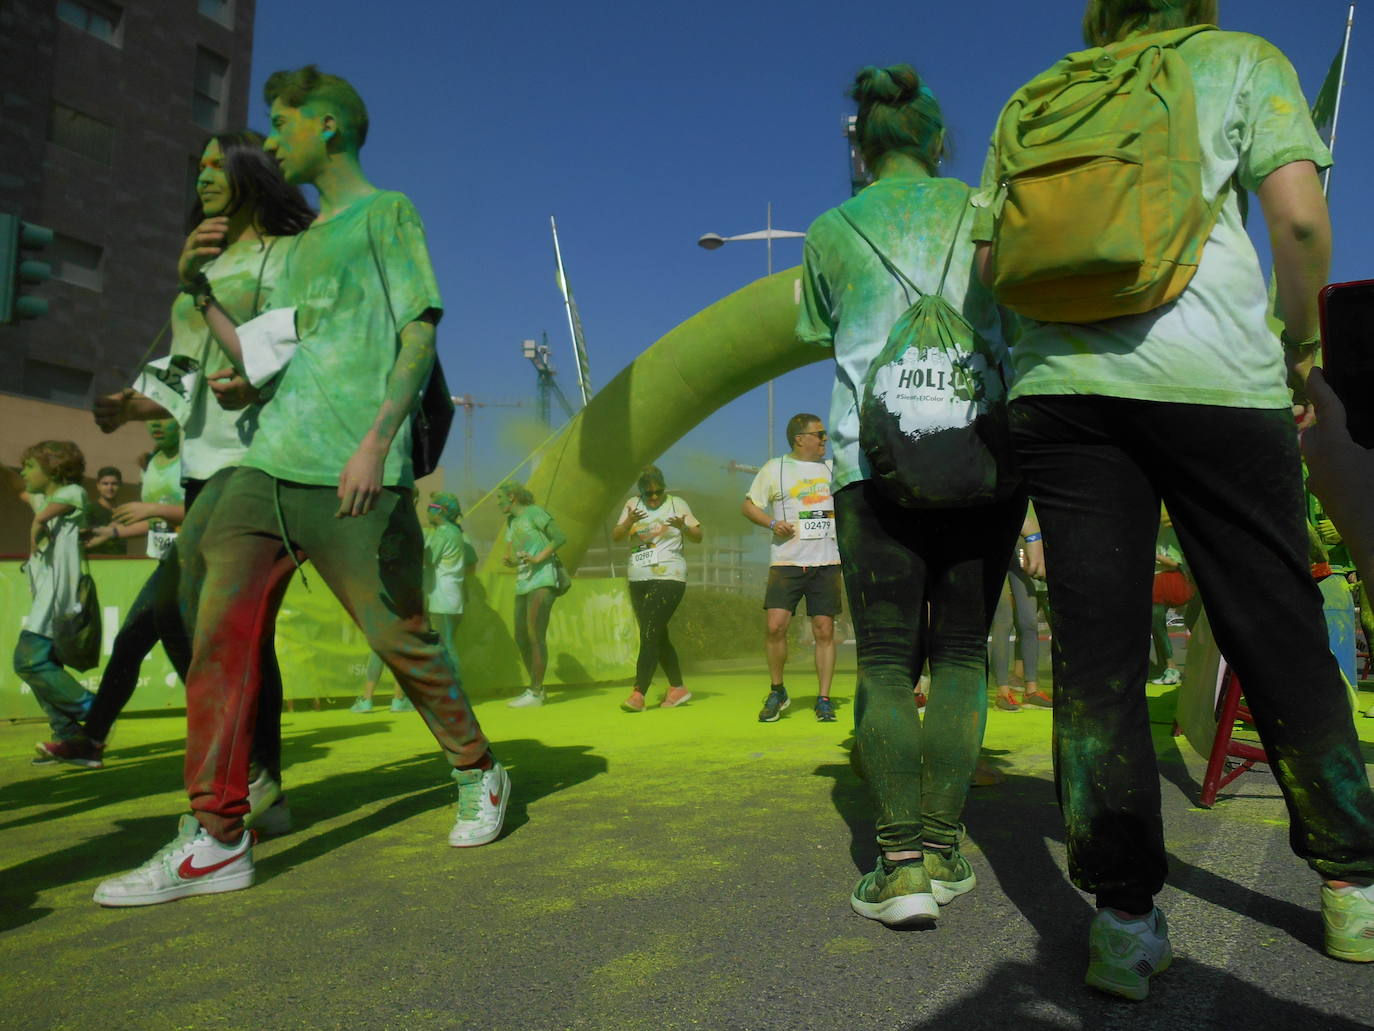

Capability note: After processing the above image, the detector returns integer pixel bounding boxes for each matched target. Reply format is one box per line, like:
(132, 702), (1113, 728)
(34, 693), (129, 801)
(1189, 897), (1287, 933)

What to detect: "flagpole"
(1323, 2), (1356, 195)
(550, 216), (590, 408)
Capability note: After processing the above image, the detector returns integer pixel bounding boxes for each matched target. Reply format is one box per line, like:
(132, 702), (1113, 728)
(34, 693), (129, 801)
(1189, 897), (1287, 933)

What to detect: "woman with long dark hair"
(82, 132), (313, 831)
(798, 65), (1023, 929)
(976, 0), (1374, 996)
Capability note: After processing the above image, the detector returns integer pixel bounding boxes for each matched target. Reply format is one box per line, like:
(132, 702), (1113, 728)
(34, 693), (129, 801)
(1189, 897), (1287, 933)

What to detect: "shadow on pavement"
(259, 736), (608, 880)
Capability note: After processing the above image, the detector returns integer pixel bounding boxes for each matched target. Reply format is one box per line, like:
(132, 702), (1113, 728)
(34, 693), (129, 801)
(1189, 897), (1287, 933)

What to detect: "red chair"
(1198, 663), (1269, 808)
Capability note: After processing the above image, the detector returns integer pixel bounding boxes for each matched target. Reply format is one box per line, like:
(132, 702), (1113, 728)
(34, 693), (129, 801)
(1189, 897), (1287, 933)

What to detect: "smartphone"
(1319, 279), (1374, 448)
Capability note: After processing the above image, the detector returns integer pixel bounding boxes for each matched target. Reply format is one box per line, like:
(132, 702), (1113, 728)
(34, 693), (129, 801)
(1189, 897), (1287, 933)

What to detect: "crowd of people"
(8, 0), (1374, 1003)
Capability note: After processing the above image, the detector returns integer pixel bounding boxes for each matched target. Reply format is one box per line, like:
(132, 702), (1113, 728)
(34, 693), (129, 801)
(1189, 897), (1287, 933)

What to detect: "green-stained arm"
(336, 312), (439, 518)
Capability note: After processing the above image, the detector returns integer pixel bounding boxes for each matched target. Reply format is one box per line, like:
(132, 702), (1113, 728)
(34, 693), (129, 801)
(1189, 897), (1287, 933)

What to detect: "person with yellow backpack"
(974, 0), (1374, 1000)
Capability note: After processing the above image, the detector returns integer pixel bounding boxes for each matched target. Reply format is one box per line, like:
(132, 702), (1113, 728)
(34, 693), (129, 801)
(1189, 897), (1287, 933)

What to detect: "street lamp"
(698, 201), (805, 458)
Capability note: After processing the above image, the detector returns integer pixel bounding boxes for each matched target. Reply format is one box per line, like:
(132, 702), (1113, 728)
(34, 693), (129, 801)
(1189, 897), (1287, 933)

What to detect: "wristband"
(769, 519), (777, 531)
(179, 272), (211, 295)
(1280, 329), (1321, 356)
(1023, 532), (1042, 543)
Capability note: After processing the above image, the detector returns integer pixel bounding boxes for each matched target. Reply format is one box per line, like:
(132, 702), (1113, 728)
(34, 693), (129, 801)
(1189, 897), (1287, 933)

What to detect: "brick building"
(0, 0), (256, 553)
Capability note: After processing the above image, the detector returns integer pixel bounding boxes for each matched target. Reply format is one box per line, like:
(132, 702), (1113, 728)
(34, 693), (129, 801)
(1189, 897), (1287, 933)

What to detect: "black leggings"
(628, 579), (686, 688)
(514, 587), (556, 691)
(1011, 394), (1374, 911)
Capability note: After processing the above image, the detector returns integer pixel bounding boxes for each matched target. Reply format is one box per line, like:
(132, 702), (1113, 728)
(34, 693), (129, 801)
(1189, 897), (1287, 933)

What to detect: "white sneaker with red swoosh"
(449, 762), (510, 847)
(93, 815), (254, 907)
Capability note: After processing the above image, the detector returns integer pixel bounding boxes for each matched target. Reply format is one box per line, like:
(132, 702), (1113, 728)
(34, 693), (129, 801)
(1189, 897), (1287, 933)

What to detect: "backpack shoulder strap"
(835, 206), (923, 300)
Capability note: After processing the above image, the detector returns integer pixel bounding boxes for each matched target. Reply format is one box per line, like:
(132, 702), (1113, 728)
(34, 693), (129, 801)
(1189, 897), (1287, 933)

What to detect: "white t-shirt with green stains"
(169, 237), (289, 481)
(244, 191), (443, 488)
(424, 522), (465, 615)
(140, 451), (184, 560)
(973, 30), (1331, 408)
(24, 484), (87, 637)
(798, 175), (1017, 490)
(621, 494), (700, 583)
(746, 457), (840, 567)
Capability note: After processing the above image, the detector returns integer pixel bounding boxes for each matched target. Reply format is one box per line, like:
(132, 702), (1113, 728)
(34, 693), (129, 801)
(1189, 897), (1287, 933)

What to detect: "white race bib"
(147, 526), (178, 561)
(630, 545), (660, 569)
(797, 511), (835, 541)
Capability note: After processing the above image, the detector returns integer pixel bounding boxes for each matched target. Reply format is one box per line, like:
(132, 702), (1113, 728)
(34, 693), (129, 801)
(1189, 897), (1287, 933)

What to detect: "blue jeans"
(14, 630), (91, 739)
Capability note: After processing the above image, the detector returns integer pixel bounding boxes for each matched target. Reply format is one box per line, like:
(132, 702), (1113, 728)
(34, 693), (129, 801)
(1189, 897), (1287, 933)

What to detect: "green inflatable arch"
(479, 266), (829, 573)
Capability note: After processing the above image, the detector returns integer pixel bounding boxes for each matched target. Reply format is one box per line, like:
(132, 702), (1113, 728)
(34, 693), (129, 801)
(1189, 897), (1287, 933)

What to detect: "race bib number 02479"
(797, 511), (834, 541)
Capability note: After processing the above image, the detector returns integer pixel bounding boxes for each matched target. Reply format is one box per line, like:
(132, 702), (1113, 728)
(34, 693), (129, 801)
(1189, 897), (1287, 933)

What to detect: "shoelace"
(454, 773), (484, 820)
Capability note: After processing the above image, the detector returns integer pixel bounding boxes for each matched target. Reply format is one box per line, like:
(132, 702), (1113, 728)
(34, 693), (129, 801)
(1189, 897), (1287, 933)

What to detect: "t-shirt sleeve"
(52, 484), (87, 509)
(676, 498), (701, 528)
(971, 136), (1000, 243)
(745, 461), (776, 509)
(372, 194), (445, 328)
(796, 236), (836, 348)
(1235, 43), (1333, 191)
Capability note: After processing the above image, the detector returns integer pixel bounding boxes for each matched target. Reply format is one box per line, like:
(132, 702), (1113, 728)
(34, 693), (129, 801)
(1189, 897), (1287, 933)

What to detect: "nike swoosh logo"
(489, 792), (501, 806)
(178, 849), (245, 879)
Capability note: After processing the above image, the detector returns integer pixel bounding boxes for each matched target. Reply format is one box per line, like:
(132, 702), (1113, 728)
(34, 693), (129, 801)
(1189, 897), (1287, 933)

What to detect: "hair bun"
(850, 65), (921, 106)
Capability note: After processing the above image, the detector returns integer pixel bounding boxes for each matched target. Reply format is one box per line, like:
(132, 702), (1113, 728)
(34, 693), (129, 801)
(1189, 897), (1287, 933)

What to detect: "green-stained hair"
(428, 491), (463, 523)
(499, 481), (535, 507)
(636, 465), (666, 496)
(22, 440), (85, 485)
(264, 64), (370, 150)
(848, 65), (947, 177)
(1082, 0), (1219, 46)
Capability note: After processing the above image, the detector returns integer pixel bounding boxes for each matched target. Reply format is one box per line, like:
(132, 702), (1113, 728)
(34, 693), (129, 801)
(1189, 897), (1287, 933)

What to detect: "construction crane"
(522, 334), (576, 426)
(452, 393), (523, 499)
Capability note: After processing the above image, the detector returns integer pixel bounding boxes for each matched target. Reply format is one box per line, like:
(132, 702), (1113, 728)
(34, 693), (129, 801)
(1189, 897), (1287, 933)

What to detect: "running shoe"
(994, 694), (1021, 712)
(758, 687), (789, 723)
(244, 767), (281, 831)
(1021, 689), (1054, 708)
(390, 697), (415, 713)
(850, 859), (938, 927)
(924, 847), (977, 905)
(507, 689), (545, 708)
(254, 796), (293, 837)
(34, 735), (104, 769)
(93, 814), (254, 907)
(1085, 907), (1172, 1001)
(660, 687), (691, 708)
(349, 697), (374, 714)
(1149, 668), (1182, 686)
(1322, 881), (1374, 962)
(814, 697), (837, 722)
(449, 762), (510, 847)
(621, 690), (646, 712)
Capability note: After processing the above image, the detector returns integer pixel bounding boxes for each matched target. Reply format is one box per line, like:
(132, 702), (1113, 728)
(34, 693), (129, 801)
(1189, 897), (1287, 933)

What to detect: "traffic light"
(0, 213), (54, 323)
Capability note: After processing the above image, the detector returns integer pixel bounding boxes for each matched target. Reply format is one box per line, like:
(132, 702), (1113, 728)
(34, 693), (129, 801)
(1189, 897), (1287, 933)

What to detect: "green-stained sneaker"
(1086, 907), (1172, 1001)
(850, 860), (938, 927)
(1322, 882), (1374, 962)
(924, 847), (977, 906)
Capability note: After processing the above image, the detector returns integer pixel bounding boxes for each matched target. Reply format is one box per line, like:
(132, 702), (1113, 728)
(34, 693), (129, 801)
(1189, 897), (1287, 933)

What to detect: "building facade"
(0, 0), (256, 406)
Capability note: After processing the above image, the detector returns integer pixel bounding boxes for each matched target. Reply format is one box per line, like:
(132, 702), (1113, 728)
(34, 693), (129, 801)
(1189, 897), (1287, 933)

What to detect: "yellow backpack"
(986, 25), (1225, 324)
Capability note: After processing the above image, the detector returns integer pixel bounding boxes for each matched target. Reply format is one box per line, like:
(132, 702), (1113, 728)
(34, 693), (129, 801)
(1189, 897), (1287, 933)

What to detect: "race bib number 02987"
(630, 545), (660, 569)
(797, 511), (834, 541)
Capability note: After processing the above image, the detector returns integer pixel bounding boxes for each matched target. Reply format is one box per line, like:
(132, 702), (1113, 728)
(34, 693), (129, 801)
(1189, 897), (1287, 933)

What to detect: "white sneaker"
(244, 767), (281, 830)
(449, 762), (510, 847)
(507, 689), (545, 708)
(1086, 907), (1172, 1000)
(1149, 668), (1181, 686)
(93, 814), (254, 907)
(253, 796), (293, 837)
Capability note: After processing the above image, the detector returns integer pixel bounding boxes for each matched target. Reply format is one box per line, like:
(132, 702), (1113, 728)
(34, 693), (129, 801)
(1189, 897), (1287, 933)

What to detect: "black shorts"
(763, 565), (844, 617)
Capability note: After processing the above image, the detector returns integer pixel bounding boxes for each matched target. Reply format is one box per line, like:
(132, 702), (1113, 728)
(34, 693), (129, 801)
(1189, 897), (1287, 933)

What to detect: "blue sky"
(248, 1), (1369, 503)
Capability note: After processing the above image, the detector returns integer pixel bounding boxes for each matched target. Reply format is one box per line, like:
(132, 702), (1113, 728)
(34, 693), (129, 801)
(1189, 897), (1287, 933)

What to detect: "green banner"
(2, 559), (635, 720)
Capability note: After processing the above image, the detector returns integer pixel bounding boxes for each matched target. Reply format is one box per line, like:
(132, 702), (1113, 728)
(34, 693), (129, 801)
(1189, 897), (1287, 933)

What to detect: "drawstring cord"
(273, 478), (308, 589)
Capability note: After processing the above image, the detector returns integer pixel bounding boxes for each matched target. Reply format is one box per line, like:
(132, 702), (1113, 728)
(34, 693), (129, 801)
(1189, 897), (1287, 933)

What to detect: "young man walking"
(95, 66), (507, 907)
(741, 412), (842, 722)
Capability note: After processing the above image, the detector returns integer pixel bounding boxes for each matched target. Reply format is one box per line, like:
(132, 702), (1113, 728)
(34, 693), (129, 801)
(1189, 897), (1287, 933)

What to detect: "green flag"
(1311, 45), (1343, 143)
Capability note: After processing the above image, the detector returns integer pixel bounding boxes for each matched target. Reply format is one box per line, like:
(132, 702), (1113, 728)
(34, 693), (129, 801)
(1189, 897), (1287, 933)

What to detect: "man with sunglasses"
(741, 412), (843, 722)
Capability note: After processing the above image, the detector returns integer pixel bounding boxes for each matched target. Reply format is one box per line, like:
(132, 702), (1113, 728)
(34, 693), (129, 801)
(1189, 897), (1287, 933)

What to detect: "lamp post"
(698, 202), (805, 457)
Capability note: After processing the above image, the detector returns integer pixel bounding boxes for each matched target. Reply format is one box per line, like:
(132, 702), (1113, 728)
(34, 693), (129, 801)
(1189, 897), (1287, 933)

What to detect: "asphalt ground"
(2, 661), (1373, 1031)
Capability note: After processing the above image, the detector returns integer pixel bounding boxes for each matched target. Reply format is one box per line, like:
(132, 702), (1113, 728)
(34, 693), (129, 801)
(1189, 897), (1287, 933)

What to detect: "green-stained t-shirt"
(505, 505), (560, 595)
(244, 191), (443, 488)
(24, 484), (87, 637)
(424, 522), (466, 614)
(170, 236), (289, 481)
(798, 175), (1017, 490)
(972, 30), (1331, 409)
